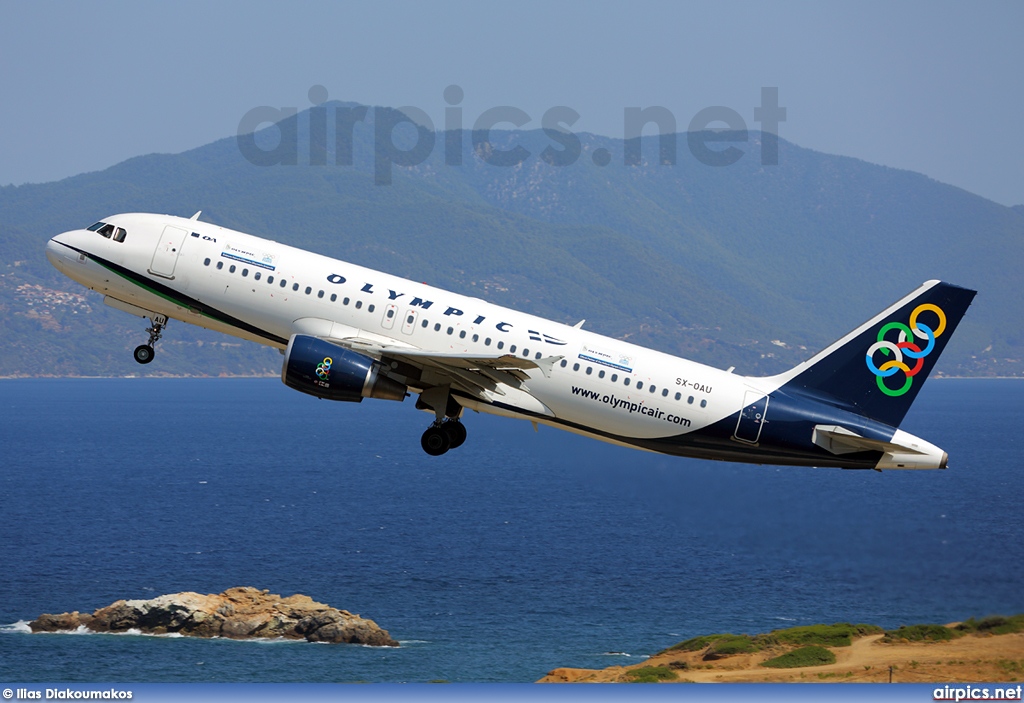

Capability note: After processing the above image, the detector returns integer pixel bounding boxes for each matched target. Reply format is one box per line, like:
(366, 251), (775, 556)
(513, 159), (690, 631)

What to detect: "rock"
(28, 611), (92, 632)
(28, 587), (398, 646)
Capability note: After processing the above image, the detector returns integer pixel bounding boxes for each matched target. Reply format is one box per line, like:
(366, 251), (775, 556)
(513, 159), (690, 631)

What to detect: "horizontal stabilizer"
(812, 424), (947, 470)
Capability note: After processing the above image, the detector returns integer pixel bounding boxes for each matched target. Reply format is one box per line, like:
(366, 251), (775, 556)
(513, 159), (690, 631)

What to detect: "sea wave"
(1, 620), (33, 633)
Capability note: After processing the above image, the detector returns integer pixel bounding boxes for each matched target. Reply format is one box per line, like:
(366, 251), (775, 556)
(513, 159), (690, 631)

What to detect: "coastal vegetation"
(543, 614), (1024, 684)
(761, 645), (836, 668)
(625, 666), (678, 683)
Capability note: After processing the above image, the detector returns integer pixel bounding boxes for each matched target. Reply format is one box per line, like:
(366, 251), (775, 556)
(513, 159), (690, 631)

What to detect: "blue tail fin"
(776, 280), (976, 427)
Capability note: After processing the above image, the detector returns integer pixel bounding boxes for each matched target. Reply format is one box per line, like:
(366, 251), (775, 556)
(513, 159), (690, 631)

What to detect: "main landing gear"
(420, 419), (467, 456)
(133, 315), (167, 365)
(416, 386), (467, 456)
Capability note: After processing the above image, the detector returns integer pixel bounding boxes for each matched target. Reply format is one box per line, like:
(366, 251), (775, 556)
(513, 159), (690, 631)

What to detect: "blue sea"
(0, 378), (1021, 683)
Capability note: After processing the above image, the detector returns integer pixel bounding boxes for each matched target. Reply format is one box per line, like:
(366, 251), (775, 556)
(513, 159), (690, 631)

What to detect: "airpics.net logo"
(236, 85), (787, 184)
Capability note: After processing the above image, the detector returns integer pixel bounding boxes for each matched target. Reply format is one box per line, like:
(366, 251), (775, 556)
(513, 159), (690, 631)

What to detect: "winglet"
(534, 355), (564, 379)
(190, 211), (202, 221)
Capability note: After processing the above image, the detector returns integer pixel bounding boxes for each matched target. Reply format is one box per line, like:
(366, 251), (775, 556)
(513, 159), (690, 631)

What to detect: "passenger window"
(421, 320), (428, 328)
(649, 385), (656, 394)
(317, 290), (324, 298)
(688, 396), (694, 404)
(636, 381), (644, 390)
(585, 367), (592, 375)
(497, 341), (504, 350)
(598, 370), (605, 378)
(611, 374), (618, 382)
(408, 315), (415, 324)
(472, 334), (479, 342)
(229, 265), (236, 274)
(662, 388), (668, 397)
(113, 228), (127, 242)
(254, 272), (261, 281)
(447, 327), (453, 335)
(242, 268), (249, 277)
(434, 323), (441, 331)
(459, 331), (466, 339)
(203, 258), (211, 266)
(343, 297), (350, 305)
(510, 345), (517, 354)
(535, 352), (541, 359)
(368, 304), (375, 312)
(330, 293), (337, 302)
(217, 261), (224, 270)
(700, 399), (707, 408)
(560, 359), (567, 367)
(280, 279), (287, 288)
(572, 363), (580, 371)
(355, 301), (362, 309)
(624, 378), (631, 387)
(268, 275), (274, 284)
(387, 309), (395, 319)
(304, 286), (311, 295)
(292, 283), (299, 291)
(674, 392), (681, 401)
(484, 338), (491, 346)
(522, 348), (529, 356)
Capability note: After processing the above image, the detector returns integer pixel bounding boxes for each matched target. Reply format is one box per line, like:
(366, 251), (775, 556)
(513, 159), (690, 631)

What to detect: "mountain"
(1, 102), (1021, 378)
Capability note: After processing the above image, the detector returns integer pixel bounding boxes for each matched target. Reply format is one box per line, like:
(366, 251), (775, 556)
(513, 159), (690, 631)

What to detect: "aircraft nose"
(45, 236), (67, 271)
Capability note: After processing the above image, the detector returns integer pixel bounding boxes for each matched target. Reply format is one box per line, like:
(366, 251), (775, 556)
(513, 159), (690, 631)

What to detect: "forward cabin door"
(149, 225), (188, 279)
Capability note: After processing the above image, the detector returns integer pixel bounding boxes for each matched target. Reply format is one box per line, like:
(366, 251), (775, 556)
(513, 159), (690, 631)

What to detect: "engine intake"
(282, 334), (406, 402)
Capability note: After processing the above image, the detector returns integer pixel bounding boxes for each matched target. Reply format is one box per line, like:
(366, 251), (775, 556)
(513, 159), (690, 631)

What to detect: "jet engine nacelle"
(282, 334), (406, 402)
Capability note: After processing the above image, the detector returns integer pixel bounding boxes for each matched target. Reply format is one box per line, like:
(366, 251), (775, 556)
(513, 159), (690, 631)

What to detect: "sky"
(1, 1), (1021, 206)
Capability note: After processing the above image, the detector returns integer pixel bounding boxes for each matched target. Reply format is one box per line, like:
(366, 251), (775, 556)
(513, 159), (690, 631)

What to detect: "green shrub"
(883, 624), (956, 642)
(761, 645), (837, 668)
(705, 634), (757, 657)
(663, 634), (728, 653)
(957, 615), (1024, 636)
(773, 623), (882, 648)
(626, 666), (678, 683)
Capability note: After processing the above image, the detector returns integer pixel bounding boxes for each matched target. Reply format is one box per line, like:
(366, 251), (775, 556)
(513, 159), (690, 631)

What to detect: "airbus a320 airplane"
(46, 212), (976, 468)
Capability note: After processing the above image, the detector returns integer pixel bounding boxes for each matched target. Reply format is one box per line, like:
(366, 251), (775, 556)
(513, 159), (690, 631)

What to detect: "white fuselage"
(45, 212), (950, 469)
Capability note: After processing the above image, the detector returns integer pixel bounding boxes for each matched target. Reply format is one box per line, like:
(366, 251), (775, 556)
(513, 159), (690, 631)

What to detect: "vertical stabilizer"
(774, 280), (976, 427)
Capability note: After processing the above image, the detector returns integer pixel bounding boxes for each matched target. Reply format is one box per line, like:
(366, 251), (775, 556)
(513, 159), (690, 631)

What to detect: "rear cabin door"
(149, 225), (188, 279)
(734, 390), (769, 444)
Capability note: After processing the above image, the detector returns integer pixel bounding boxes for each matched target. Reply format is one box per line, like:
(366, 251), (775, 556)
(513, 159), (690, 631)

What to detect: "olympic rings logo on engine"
(865, 304), (947, 397)
(315, 356), (333, 380)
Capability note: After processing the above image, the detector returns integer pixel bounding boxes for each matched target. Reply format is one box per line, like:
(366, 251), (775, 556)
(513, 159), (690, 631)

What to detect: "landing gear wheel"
(442, 420), (467, 449)
(133, 344), (155, 364)
(421, 425), (451, 456)
(133, 315), (167, 364)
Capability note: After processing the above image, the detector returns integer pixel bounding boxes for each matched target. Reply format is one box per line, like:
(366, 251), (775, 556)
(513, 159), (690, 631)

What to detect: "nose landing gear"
(133, 315), (167, 364)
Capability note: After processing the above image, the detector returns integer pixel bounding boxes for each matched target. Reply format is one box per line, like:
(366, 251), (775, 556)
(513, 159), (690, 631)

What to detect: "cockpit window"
(96, 223), (115, 238)
(87, 222), (106, 232)
(113, 227), (127, 242)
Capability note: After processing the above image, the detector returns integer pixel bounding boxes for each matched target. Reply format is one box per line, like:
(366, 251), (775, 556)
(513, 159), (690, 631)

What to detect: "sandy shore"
(540, 630), (1024, 683)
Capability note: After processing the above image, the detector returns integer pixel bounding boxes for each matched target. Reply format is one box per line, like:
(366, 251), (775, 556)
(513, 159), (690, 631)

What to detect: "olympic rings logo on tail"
(865, 304), (947, 397)
(315, 356), (333, 381)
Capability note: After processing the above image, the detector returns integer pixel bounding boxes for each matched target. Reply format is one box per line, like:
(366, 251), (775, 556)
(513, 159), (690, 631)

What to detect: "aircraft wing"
(326, 335), (563, 398)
